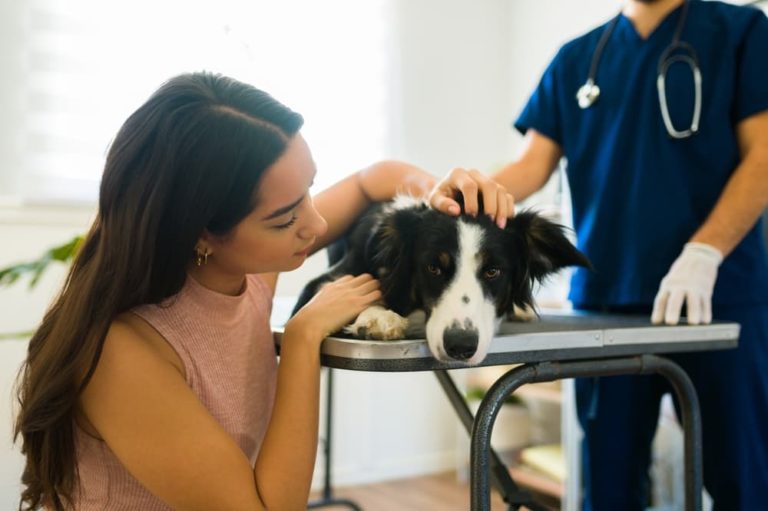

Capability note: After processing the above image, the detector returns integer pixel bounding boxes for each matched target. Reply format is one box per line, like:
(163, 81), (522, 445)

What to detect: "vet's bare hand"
(428, 168), (515, 228)
(288, 274), (382, 341)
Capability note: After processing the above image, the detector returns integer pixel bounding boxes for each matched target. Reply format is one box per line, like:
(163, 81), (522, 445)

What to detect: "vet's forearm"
(690, 111), (768, 256)
(690, 145), (768, 257)
(493, 159), (550, 203)
(493, 130), (563, 202)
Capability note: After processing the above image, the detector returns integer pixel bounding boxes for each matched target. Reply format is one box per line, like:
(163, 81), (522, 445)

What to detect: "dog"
(293, 196), (591, 365)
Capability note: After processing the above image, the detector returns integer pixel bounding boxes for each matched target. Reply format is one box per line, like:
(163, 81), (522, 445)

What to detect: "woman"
(15, 71), (438, 510)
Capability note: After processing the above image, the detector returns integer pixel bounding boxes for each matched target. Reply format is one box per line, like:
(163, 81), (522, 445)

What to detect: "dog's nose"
(443, 327), (479, 360)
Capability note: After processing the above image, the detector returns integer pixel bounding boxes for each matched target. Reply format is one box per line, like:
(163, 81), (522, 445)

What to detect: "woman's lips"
(294, 241), (314, 257)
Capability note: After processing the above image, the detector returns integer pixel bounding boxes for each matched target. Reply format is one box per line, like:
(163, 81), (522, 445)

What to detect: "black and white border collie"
(293, 196), (591, 365)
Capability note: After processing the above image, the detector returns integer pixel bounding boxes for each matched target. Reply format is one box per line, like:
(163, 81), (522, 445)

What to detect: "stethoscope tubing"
(576, 0), (701, 139)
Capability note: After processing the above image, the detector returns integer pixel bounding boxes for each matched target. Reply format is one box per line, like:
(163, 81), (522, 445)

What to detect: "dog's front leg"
(345, 305), (409, 340)
(508, 303), (538, 322)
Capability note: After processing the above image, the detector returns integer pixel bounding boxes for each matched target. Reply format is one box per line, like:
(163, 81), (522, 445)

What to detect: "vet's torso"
(515, 1), (768, 306)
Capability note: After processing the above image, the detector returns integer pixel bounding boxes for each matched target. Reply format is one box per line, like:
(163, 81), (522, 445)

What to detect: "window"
(4, 0), (391, 203)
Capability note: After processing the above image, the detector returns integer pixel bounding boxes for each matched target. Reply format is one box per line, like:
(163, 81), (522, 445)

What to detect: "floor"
(308, 471), (556, 510)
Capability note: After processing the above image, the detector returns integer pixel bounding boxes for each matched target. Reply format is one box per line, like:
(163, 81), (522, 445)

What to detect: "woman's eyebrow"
(262, 196), (304, 221)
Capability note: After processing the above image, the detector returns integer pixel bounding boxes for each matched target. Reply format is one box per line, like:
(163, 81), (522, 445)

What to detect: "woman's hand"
(287, 274), (382, 342)
(428, 168), (515, 228)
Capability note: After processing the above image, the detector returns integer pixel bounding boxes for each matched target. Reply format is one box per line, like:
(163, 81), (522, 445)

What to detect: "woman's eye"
(274, 215), (298, 230)
(427, 264), (442, 276)
(484, 268), (501, 279)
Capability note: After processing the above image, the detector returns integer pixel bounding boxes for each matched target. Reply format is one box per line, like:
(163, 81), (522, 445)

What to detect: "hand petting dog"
(429, 167), (515, 228)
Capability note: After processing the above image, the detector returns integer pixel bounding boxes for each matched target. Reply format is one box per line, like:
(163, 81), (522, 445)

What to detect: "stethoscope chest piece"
(577, 79), (601, 109)
(575, 1), (700, 138)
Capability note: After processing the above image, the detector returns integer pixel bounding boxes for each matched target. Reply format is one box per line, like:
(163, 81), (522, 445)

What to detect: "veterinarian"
(430, 0), (768, 508)
(14, 72), (438, 510)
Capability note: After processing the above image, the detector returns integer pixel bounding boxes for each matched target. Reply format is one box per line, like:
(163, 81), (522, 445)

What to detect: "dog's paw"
(345, 305), (408, 340)
(507, 304), (538, 322)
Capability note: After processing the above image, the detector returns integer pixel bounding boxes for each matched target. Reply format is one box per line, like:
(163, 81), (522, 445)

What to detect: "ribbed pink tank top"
(72, 274), (277, 510)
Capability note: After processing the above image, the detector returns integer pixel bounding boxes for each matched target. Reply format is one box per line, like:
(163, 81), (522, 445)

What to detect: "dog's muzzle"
(443, 321), (479, 360)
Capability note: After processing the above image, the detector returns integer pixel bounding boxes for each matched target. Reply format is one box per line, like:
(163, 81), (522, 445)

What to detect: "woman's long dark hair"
(14, 72), (303, 510)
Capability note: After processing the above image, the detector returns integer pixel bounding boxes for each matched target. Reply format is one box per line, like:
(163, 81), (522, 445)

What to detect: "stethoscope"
(575, 0), (702, 139)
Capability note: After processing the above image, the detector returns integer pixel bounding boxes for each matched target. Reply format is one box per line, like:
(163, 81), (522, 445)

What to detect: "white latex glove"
(651, 242), (723, 325)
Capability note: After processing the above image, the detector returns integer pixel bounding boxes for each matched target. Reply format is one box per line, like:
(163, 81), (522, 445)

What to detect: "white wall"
(0, 204), (95, 507)
(0, 0), (624, 507)
(278, 0), (520, 489)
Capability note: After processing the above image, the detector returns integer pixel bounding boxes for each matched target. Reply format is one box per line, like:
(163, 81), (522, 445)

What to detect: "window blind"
(9, 0), (391, 203)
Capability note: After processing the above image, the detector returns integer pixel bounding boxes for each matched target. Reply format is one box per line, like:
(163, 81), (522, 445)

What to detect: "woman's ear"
(195, 229), (216, 256)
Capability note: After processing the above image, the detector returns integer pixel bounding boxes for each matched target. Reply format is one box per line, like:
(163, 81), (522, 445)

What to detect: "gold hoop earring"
(195, 248), (210, 267)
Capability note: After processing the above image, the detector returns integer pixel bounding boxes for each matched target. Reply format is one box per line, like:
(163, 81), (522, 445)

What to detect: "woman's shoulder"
(74, 317), (171, 439)
(106, 312), (185, 377)
(77, 313), (189, 435)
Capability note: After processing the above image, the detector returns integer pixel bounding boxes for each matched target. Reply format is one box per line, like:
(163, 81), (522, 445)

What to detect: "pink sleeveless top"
(72, 274), (277, 510)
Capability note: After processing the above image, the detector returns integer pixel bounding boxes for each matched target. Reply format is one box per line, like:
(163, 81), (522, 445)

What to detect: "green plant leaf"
(0, 235), (83, 290)
(0, 331), (33, 341)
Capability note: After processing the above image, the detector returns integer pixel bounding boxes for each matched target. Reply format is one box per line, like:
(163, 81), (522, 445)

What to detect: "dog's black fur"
(293, 197), (591, 364)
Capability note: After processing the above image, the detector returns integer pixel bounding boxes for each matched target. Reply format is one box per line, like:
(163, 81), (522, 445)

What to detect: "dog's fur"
(293, 196), (591, 365)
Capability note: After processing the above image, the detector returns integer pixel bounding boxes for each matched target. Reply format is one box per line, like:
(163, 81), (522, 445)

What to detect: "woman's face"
(199, 134), (328, 287)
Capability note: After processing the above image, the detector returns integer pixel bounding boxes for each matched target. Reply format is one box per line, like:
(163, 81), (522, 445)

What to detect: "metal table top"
(273, 309), (740, 372)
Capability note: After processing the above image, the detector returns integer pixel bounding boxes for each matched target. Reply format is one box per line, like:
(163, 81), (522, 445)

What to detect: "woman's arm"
(79, 318), (266, 511)
(310, 160), (436, 252)
(79, 275), (381, 511)
(254, 273), (380, 507)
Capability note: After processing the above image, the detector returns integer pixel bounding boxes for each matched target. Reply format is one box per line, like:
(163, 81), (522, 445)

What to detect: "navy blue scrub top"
(515, 0), (768, 308)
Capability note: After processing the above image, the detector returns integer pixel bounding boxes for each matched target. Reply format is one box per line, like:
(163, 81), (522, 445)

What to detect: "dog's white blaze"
(426, 221), (497, 365)
(386, 194), (427, 213)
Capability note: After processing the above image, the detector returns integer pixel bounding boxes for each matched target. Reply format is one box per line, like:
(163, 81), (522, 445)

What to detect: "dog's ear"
(505, 210), (592, 308)
(365, 206), (424, 313)
(508, 210), (591, 278)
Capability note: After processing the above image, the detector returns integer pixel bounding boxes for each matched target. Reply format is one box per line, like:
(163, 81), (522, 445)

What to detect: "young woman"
(14, 72), (437, 510)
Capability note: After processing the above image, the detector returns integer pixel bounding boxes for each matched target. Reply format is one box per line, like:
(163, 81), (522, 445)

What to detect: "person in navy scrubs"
(430, 0), (768, 509)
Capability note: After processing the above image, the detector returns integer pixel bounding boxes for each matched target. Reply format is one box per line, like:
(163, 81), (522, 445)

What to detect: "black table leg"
(434, 370), (550, 511)
(470, 355), (702, 511)
(307, 368), (363, 510)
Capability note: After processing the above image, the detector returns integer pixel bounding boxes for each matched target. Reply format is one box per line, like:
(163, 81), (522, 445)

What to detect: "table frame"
(288, 313), (739, 511)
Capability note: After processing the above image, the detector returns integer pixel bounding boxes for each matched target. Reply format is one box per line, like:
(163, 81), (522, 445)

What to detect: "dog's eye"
(427, 264), (442, 276)
(483, 268), (501, 279)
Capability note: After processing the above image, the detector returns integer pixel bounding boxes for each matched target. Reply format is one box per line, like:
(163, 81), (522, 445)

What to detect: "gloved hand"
(651, 242), (723, 325)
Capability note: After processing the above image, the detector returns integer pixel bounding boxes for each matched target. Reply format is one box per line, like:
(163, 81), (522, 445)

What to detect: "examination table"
(273, 306), (739, 511)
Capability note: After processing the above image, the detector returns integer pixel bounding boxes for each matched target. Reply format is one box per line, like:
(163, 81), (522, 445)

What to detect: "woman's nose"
(299, 202), (328, 239)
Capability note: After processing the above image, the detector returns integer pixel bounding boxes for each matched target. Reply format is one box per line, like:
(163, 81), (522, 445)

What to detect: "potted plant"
(0, 235), (82, 339)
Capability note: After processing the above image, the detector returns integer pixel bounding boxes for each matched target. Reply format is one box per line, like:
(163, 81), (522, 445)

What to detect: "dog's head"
(367, 198), (591, 365)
